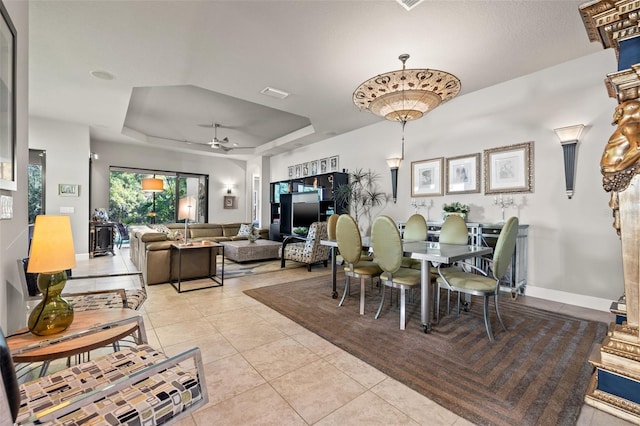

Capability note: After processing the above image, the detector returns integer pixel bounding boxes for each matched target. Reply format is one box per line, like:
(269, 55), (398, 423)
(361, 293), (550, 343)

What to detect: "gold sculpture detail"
(601, 100), (640, 235)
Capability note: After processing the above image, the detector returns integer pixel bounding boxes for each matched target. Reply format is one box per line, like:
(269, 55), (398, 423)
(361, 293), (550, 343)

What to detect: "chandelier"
(353, 54), (461, 123)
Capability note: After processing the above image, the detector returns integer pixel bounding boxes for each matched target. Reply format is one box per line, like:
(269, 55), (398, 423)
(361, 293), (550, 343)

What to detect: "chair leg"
(400, 287), (406, 330)
(360, 276), (366, 315)
(375, 285), (386, 319)
(494, 293), (506, 331)
(436, 285), (441, 324)
(339, 276), (350, 307)
(483, 295), (494, 342)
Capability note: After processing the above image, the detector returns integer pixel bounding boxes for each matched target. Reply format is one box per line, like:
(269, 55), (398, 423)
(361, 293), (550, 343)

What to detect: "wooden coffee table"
(8, 309), (146, 376)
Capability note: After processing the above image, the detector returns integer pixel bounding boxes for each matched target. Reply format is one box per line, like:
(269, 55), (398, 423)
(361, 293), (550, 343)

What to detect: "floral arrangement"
(442, 202), (470, 214)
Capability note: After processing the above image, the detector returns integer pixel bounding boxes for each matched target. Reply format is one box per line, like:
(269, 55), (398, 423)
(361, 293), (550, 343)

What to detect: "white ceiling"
(28, 0), (602, 159)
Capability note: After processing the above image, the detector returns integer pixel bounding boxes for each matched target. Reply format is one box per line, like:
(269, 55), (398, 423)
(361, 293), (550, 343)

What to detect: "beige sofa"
(129, 223), (269, 285)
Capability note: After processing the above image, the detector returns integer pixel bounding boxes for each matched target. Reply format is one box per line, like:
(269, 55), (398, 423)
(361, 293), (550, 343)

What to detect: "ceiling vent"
(396, 0), (424, 11)
(260, 86), (289, 99)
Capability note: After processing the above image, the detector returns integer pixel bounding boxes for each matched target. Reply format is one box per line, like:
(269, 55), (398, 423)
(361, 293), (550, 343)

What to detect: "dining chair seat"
(344, 260), (382, 276)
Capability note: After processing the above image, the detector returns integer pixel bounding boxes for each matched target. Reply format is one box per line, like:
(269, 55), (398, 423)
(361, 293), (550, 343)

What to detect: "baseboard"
(524, 286), (613, 312)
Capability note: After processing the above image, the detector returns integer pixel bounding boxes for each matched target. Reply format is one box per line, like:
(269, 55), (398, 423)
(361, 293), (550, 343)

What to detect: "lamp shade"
(386, 157), (402, 169)
(554, 125), (584, 143)
(27, 215), (76, 273)
(142, 177), (164, 192)
(178, 196), (197, 221)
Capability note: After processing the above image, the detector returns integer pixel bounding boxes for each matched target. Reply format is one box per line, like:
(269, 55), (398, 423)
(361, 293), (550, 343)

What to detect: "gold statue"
(601, 100), (640, 235)
(601, 100), (640, 174)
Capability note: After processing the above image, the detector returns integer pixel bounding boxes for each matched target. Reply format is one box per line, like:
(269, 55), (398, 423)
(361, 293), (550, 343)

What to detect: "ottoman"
(221, 240), (282, 262)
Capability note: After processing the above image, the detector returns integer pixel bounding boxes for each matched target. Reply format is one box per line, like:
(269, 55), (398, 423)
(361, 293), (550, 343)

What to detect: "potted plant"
(442, 202), (470, 221)
(334, 168), (388, 236)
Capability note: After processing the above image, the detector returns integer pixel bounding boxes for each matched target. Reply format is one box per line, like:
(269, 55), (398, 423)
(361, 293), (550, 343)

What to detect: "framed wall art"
(302, 162), (310, 177)
(223, 195), (236, 209)
(288, 166), (294, 178)
(319, 158), (329, 174)
(0, 1), (16, 191)
(329, 156), (339, 172)
(310, 160), (319, 176)
(59, 184), (79, 197)
(484, 141), (534, 194)
(446, 153), (480, 194)
(294, 164), (302, 178)
(411, 157), (443, 197)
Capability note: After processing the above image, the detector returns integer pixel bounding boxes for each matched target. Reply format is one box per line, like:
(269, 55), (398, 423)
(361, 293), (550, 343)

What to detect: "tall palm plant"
(334, 168), (388, 235)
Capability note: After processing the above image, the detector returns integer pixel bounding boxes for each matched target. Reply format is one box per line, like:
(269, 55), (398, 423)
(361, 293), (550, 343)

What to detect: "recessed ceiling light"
(260, 86), (289, 99)
(90, 70), (116, 80)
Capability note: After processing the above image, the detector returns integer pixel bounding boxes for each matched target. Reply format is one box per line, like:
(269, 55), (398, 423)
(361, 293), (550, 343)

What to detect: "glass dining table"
(320, 238), (493, 333)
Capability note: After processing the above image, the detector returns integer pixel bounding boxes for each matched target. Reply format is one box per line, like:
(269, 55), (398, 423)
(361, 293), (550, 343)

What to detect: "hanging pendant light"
(353, 54), (461, 123)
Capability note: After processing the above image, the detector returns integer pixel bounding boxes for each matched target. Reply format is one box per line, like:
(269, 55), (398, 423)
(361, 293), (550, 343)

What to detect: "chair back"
(492, 217), (519, 279)
(439, 215), (468, 245)
(371, 215), (403, 274)
(403, 214), (427, 241)
(302, 222), (328, 253)
(336, 215), (363, 265)
(327, 214), (339, 240)
(0, 330), (20, 422)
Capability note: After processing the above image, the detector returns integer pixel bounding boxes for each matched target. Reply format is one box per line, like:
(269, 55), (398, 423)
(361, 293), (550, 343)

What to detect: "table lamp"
(27, 215), (77, 336)
(178, 196), (196, 246)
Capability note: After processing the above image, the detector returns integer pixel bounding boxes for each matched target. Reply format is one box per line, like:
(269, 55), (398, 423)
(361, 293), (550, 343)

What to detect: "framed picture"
(310, 160), (319, 176)
(484, 142), (534, 194)
(319, 158), (329, 174)
(411, 157), (443, 197)
(329, 156), (339, 172)
(0, 2), (16, 191)
(288, 166), (294, 178)
(223, 195), (236, 209)
(59, 184), (79, 197)
(302, 162), (310, 177)
(294, 164), (302, 178)
(446, 153), (480, 194)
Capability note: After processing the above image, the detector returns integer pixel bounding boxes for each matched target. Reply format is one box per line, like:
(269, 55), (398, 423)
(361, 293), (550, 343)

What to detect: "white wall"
(90, 140), (249, 224)
(270, 49), (622, 311)
(1, 0), (28, 333)
(30, 116), (90, 253)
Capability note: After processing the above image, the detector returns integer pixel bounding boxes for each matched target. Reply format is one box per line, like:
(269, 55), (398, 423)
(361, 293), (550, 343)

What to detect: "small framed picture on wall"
(329, 156), (339, 172)
(224, 195), (236, 209)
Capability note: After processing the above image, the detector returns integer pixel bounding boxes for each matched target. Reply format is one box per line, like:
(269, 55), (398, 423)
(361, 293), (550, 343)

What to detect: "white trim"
(524, 286), (612, 312)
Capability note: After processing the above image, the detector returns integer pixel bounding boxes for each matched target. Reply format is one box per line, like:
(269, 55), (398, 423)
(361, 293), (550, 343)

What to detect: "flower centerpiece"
(442, 202), (470, 221)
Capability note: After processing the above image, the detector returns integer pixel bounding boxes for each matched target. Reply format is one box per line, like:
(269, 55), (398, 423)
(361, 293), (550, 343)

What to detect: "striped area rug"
(222, 257), (305, 278)
(245, 274), (607, 426)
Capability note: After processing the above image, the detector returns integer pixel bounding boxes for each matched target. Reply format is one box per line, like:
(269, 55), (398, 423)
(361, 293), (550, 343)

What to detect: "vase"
(442, 212), (467, 221)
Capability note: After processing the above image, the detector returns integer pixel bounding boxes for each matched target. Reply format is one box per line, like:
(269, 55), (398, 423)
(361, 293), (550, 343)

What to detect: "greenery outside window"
(109, 167), (208, 225)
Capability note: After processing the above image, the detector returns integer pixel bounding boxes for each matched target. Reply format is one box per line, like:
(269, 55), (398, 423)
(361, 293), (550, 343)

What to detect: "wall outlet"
(60, 206), (75, 214)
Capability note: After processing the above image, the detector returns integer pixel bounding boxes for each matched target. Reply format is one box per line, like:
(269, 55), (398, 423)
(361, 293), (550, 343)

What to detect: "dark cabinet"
(89, 222), (116, 258)
(270, 172), (349, 238)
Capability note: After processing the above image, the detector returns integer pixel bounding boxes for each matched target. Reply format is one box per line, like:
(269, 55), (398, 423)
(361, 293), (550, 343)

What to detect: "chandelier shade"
(353, 54), (461, 123)
(141, 177), (164, 192)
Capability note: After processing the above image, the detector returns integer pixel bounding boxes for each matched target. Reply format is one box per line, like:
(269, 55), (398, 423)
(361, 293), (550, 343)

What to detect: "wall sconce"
(226, 184), (232, 194)
(386, 157), (402, 203)
(553, 124), (584, 199)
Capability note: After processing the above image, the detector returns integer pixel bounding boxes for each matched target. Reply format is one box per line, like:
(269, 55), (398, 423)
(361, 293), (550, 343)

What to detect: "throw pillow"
(167, 230), (182, 241)
(237, 224), (252, 237)
(150, 224), (171, 235)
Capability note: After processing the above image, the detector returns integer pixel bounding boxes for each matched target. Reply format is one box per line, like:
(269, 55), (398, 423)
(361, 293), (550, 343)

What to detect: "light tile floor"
(66, 247), (631, 426)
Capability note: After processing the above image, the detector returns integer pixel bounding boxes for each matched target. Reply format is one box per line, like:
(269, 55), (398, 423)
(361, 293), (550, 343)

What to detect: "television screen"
(292, 202), (319, 228)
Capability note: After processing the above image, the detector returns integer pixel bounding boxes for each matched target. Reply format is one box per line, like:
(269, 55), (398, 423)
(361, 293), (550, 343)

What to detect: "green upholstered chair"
(371, 215), (422, 330)
(436, 216), (519, 342)
(434, 214), (470, 321)
(336, 214), (382, 315)
(402, 214), (427, 270)
(327, 214), (339, 240)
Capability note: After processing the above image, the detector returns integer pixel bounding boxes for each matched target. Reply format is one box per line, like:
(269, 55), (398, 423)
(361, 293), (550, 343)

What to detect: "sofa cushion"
(222, 223), (242, 237)
(191, 227), (223, 238)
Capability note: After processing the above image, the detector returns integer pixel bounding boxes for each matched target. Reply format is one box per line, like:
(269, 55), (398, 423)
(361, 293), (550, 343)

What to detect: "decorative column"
(580, 1), (640, 421)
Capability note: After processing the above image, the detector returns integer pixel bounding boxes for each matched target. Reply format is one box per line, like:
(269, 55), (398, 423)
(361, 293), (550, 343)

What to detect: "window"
(28, 149), (46, 224)
(109, 167), (208, 225)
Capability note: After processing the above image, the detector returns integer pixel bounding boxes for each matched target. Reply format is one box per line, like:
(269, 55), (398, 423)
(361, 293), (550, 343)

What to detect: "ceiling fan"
(209, 123), (230, 149)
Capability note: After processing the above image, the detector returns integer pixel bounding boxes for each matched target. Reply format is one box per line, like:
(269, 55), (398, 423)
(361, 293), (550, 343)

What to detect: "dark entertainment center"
(270, 172), (349, 239)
